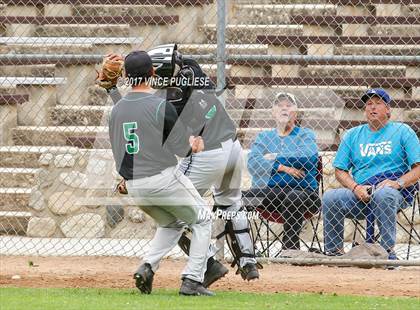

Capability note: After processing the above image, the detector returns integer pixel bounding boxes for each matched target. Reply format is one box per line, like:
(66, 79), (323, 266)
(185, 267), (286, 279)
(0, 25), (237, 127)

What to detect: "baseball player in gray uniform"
(108, 50), (214, 296)
(106, 44), (260, 283)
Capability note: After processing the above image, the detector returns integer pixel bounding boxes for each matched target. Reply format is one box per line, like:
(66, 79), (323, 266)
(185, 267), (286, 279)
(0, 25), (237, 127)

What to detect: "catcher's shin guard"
(214, 205), (262, 275)
(216, 206), (262, 281)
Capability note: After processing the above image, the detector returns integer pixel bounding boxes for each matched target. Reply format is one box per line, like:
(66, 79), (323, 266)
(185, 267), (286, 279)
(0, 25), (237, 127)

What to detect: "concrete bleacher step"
(257, 35), (420, 47)
(226, 97), (419, 110)
(34, 24), (131, 38)
(0, 76), (65, 87)
(50, 105), (112, 126)
(404, 4), (420, 17)
(10, 124), (340, 150)
(200, 24), (303, 44)
(0, 187), (31, 210)
(334, 45), (420, 57)
(0, 146), (42, 168)
(0, 36), (142, 54)
(235, 0), (328, 3)
(225, 76), (418, 89)
(291, 86), (372, 99)
(178, 43), (269, 55)
(72, 4), (172, 17)
(405, 109), (420, 121)
(49, 105), (336, 127)
(0, 168), (38, 188)
(0, 211), (31, 235)
(232, 4), (337, 24)
(0, 146), (79, 168)
(297, 65), (406, 79)
(0, 64), (56, 78)
(368, 25), (420, 37)
(12, 126), (109, 149)
(228, 107), (334, 119)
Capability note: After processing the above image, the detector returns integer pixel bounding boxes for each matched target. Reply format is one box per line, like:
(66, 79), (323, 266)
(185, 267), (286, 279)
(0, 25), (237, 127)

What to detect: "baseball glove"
(96, 53), (124, 90)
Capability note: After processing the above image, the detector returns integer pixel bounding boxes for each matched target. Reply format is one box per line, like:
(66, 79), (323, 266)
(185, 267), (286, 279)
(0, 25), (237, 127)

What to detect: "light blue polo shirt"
(333, 122), (420, 184)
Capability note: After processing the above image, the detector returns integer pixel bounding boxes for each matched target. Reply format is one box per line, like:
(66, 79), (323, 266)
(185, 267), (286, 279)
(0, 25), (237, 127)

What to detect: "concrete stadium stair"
(178, 43), (269, 55)
(46, 102), (419, 135)
(0, 167), (38, 188)
(200, 24), (304, 44)
(334, 45), (420, 57)
(368, 25), (420, 37)
(0, 146), (45, 168)
(232, 4), (337, 24)
(0, 211), (31, 235)
(12, 126), (109, 148)
(9, 123), (342, 151)
(0, 146), (81, 168)
(405, 109), (420, 121)
(405, 4), (420, 17)
(0, 64), (56, 78)
(297, 65), (406, 79)
(49, 105), (339, 127)
(50, 105), (112, 127)
(0, 187), (31, 210)
(72, 4), (173, 17)
(0, 36), (143, 55)
(235, 0), (329, 3)
(33, 24), (132, 38)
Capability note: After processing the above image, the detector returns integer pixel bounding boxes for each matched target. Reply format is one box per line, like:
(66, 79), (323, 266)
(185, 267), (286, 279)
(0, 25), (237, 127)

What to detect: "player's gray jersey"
(181, 88), (236, 150)
(109, 92), (192, 180)
(169, 58), (237, 150)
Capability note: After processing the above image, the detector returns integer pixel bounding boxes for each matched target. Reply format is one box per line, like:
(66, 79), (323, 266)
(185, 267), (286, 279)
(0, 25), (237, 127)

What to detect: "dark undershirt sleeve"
(108, 87), (122, 104)
(161, 101), (193, 157)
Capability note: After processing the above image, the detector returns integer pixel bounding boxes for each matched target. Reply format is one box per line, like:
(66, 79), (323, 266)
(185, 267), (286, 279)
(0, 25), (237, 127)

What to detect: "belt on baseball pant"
(205, 136), (237, 152)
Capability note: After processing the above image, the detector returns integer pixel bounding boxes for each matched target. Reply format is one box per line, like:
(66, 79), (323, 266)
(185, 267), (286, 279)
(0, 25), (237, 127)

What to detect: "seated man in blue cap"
(322, 88), (420, 259)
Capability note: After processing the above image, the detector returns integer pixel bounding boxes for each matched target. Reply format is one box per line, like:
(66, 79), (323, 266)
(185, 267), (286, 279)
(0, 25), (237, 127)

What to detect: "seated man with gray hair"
(246, 92), (321, 251)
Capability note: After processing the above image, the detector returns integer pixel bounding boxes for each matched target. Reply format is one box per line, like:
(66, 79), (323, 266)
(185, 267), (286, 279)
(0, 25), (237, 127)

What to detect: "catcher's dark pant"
(244, 187), (320, 250)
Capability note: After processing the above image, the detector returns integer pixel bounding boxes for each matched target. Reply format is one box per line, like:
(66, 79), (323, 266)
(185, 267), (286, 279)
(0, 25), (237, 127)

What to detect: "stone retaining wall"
(26, 148), (155, 239)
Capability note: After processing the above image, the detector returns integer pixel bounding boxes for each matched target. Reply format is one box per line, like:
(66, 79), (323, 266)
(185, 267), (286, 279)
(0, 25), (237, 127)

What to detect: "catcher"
(97, 44), (261, 286)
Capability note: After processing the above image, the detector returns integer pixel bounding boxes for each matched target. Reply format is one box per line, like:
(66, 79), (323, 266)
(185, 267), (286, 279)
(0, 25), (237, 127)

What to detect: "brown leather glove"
(96, 53), (124, 90)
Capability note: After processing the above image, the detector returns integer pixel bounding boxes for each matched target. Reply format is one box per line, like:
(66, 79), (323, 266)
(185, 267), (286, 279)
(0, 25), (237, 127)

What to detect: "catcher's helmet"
(148, 43), (183, 79)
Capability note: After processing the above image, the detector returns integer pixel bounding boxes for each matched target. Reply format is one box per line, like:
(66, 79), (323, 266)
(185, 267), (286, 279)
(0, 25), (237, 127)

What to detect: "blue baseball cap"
(361, 88), (391, 105)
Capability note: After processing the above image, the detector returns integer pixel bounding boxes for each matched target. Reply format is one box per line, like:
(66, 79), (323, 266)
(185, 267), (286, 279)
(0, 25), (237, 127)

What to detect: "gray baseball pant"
(126, 166), (212, 283)
(179, 139), (257, 267)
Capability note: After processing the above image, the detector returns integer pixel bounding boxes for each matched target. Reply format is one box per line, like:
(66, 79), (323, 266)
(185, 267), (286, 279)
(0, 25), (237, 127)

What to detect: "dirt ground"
(0, 256), (419, 297)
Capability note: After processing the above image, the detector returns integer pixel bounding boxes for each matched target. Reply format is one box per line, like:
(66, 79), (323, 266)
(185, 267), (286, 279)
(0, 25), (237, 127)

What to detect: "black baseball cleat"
(133, 263), (154, 294)
(239, 263), (259, 281)
(179, 278), (215, 296)
(203, 259), (229, 288)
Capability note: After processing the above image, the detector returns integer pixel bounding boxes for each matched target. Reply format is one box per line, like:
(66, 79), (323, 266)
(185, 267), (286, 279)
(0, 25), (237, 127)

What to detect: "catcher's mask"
(148, 43), (183, 79)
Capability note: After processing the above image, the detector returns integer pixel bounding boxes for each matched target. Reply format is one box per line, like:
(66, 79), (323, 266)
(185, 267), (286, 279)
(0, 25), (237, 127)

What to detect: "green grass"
(1, 287), (418, 310)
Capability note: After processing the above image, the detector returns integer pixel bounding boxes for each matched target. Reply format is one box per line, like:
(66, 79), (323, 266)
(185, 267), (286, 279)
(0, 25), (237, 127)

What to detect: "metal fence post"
(215, 0), (226, 261)
(216, 0), (226, 107)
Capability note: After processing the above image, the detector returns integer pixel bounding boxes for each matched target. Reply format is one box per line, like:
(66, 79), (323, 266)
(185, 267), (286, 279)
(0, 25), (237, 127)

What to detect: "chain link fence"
(0, 0), (419, 266)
